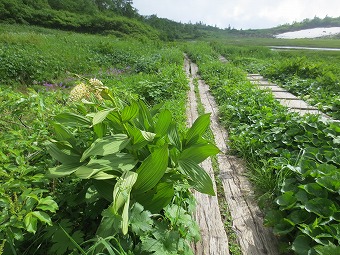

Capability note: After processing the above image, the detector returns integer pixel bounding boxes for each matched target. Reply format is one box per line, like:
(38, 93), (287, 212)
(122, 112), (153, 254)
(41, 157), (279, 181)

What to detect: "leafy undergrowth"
(0, 27), (219, 254)
(211, 42), (340, 120)
(185, 42), (340, 255)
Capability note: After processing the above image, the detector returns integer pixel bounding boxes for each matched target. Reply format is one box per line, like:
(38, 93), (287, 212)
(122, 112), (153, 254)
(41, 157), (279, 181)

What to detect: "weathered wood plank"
(197, 68), (280, 255)
(184, 56), (230, 255)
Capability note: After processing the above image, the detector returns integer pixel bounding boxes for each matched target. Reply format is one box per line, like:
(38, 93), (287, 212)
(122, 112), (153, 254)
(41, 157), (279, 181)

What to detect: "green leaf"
(55, 112), (91, 127)
(287, 210), (311, 224)
(185, 113), (211, 147)
(136, 100), (153, 131)
(317, 172), (340, 193)
(25, 211), (52, 234)
(92, 108), (114, 126)
(276, 191), (297, 210)
(46, 142), (81, 164)
(112, 171), (138, 235)
(273, 218), (295, 235)
(88, 153), (137, 172)
(315, 243), (340, 255)
(93, 180), (115, 202)
(141, 130), (156, 142)
(179, 143), (219, 164)
(93, 122), (107, 138)
(121, 101), (139, 122)
(168, 123), (181, 149)
(178, 159), (215, 196)
(305, 198), (337, 217)
(37, 196), (59, 213)
(129, 203), (153, 236)
(134, 182), (174, 213)
(155, 110), (172, 137)
(134, 145), (169, 193)
(24, 213), (38, 234)
(264, 210), (285, 227)
(113, 171), (138, 213)
(75, 166), (116, 180)
(80, 134), (130, 162)
(292, 235), (313, 255)
(299, 183), (328, 198)
(48, 163), (83, 178)
(31, 211), (52, 225)
(52, 122), (76, 147)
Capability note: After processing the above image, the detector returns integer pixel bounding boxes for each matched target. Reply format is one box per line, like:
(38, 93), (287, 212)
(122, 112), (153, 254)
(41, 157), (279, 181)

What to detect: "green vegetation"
(211, 42), (340, 119)
(1, 3), (340, 254)
(0, 25), (220, 254)
(185, 41), (340, 255)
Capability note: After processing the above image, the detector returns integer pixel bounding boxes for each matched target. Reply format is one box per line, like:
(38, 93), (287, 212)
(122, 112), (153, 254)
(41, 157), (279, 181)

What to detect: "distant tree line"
(0, 0), (158, 38)
(272, 16), (340, 34)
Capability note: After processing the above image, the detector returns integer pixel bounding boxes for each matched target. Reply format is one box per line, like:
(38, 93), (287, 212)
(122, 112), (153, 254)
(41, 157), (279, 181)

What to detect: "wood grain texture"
(196, 60), (280, 255)
(185, 56), (230, 255)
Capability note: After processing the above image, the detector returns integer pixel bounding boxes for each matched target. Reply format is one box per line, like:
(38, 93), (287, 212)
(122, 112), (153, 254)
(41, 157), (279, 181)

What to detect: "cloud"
(133, 0), (340, 29)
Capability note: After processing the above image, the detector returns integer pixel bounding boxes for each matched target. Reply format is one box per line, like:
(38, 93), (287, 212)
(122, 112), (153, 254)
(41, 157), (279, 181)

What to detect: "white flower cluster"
(69, 78), (107, 102)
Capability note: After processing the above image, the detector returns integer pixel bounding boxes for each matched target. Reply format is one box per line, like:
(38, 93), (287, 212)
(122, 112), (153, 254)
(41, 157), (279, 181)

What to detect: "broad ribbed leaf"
(93, 123), (107, 138)
(155, 110), (172, 137)
(133, 145), (168, 193)
(88, 153), (137, 172)
(46, 142), (80, 164)
(185, 113), (211, 147)
(178, 159), (215, 196)
(113, 171), (138, 213)
(134, 182), (174, 213)
(121, 102), (139, 122)
(75, 166), (116, 179)
(80, 134), (129, 162)
(55, 112), (91, 127)
(179, 143), (219, 164)
(48, 163), (83, 178)
(93, 109), (114, 126)
(52, 122), (76, 147)
(168, 123), (181, 149)
(141, 130), (156, 142)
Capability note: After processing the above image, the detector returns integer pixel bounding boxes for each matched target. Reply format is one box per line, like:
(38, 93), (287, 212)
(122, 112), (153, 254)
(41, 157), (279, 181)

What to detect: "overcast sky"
(133, 0), (340, 29)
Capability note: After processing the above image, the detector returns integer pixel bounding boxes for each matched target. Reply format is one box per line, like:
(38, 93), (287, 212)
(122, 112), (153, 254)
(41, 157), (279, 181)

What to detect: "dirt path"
(185, 56), (279, 255)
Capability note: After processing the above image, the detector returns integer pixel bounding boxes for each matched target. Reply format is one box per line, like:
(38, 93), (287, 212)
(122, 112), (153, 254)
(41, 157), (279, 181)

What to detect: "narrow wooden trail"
(247, 74), (324, 116)
(185, 56), (279, 255)
(185, 56), (230, 255)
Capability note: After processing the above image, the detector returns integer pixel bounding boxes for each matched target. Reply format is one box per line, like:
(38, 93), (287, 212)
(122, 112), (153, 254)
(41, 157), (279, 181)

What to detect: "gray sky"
(133, 0), (340, 29)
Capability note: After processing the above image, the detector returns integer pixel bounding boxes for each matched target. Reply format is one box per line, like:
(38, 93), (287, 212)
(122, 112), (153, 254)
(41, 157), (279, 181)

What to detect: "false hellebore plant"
(45, 79), (218, 240)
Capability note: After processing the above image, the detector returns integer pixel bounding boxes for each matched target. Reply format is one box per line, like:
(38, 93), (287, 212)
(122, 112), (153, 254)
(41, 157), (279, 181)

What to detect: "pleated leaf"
(92, 108), (114, 126)
(178, 159), (215, 196)
(155, 110), (172, 137)
(55, 112), (91, 127)
(80, 134), (130, 162)
(46, 142), (81, 164)
(179, 143), (220, 164)
(185, 113), (211, 147)
(121, 101), (139, 122)
(133, 145), (168, 193)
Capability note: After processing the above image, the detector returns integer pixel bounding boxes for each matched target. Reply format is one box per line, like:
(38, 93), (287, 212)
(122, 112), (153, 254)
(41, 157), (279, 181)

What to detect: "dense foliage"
(185, 42), (340, 254)
(0, 0), (158, 38)
(211, 42), (340, 119)
(0, 26), (220, 254)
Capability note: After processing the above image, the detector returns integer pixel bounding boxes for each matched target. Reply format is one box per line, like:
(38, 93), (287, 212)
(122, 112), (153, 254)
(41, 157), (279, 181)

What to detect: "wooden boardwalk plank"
(185, 56), (230, 255)
(197, 66), (280, 255)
